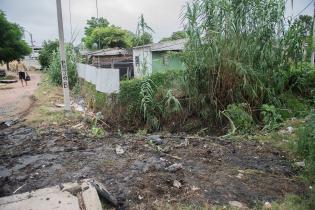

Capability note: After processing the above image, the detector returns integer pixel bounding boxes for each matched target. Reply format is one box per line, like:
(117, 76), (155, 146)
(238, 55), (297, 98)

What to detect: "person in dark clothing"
(15, 59), (28, 87)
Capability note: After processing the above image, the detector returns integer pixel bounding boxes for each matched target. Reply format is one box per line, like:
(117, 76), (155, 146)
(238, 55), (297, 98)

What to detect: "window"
(135, 56), (140, 66)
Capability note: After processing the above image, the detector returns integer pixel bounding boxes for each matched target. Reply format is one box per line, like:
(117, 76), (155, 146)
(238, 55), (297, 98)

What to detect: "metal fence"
(77, 63), (120, 94)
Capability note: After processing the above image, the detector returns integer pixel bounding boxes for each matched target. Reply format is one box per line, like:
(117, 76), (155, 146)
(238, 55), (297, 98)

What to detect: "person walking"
(15, 59), (28, 87)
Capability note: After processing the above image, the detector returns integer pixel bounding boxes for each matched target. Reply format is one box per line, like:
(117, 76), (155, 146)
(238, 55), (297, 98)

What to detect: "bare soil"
(0, 71), (41, 122)
(0, 122), (306, 209)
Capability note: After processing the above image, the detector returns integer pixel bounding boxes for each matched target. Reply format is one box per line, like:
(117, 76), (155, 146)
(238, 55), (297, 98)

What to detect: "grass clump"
(47, 45), (78, 89)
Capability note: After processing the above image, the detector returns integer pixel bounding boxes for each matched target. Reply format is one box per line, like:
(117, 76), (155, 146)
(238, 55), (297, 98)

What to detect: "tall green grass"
(182, 0), (302, 124)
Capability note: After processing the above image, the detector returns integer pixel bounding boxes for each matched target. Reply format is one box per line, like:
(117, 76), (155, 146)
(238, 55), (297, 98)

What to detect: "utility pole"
(56, 0), (71, 111)
(312, 0), (315, 65)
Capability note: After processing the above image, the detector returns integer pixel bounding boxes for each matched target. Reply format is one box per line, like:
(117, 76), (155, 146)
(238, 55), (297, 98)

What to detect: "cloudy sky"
(0, 0), (313, 46)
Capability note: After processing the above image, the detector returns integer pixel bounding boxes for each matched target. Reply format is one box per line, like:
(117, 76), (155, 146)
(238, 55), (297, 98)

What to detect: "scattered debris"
(173, 180), (182, 188)
(166, 163), (183, 172)
(164, 153), (182, 160)
(1, 119), (19, 127)
(175, 138), (189, 148)
(138, 195), (144, 200)
(295, 161), (305, 167)
(13, 184), (26, 194)
(228, 201), (246, 209)
(287, 126), (294, 134)
(88, 179), (118, 207)
(115, 145), (124, 155)
(263, 201), (272, 209)
(146, 135), (163, 145)
(191, 186), (200, 191)
(54, 103), (65, 108)
(236, 173), (244, 179)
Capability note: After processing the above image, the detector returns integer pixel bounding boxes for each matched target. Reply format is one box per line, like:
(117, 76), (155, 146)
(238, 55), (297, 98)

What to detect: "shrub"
(288, 62), (315, 98)
(261, 104), (282, 131)
(223, 103), (254, 134)
(296, 111), (315, 183)
(47, 45), (78, 89)
(118, 70), (183, 130)
(182, 0), (310, 128)
(38, 40), (59, 70)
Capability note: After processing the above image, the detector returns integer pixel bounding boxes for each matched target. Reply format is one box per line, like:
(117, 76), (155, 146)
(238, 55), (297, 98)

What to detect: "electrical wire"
(68, 0), (73, 42)
(293, 0), (314, 18)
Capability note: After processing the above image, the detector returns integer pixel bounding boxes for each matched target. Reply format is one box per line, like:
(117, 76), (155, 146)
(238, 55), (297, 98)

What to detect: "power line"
(293, 0), (314, 19)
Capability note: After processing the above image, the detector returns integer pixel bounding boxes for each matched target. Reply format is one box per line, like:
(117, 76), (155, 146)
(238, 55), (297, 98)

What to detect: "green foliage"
(84, 17), (109, 36)
(182, 0), (313, 131)
(261, 104), (282, 130)
(38, 40), (59, 70)
(296, 111), (315, 183)
(223, 103), (254, 134)
(160, 31), (186, 43)
(134, 14), (154, 47)
(288, 62), (315, 98)
(284, 15), (313, 63)
(84, 26), (133, 49)
(119, 70), (182, 130)
(279, 94), (313, 119)
(95, 91), (107, 111)
(0, 11), (31, 67)
(91, 112), (106, 137)
(132, 32), (153, 46)
(164, 90), (181, 114)
(47, 45), (78, 89)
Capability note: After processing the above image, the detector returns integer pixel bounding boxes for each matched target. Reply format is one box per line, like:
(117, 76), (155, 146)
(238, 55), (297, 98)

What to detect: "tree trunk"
(6, 62), (10, 71)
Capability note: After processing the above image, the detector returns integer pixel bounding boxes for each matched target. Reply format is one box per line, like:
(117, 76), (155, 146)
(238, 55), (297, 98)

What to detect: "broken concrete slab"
(81, 182), (102, 210)
(0, 181), (104, 210)
(0, 185), (79, 210)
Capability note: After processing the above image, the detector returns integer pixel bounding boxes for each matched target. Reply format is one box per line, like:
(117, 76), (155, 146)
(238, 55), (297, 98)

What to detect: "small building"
(88, 48), (134, 79)
(133, 39), (186, 78)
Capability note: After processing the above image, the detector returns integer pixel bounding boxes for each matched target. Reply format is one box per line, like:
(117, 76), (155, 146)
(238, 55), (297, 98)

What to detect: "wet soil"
(0, 124), (306, 209)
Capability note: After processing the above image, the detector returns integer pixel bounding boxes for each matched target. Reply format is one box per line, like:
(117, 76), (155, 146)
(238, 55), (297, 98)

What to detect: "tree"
(160, 31), (186, 43)
(84, 17), (109, 36)
(38, 40), (59, 70)
(0, 11), (31, 70)
(133, 14), (154, 46)
(284, 15), (314, 63)
(132, 32), (153, 46)
(84, 26), (133, 49)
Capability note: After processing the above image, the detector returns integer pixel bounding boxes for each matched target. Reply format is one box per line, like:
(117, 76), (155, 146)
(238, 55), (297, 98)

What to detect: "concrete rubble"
(0, 180), (114, 210)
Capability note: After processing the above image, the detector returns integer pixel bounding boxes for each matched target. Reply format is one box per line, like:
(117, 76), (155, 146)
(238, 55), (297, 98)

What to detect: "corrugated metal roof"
(133, 39), (186, 52)
(88, 48), (132, 56)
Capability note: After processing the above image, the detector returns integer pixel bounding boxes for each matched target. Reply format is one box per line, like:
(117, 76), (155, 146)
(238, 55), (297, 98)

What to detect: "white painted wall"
(77, 63), (120, 94)
(133, 46), (152, 78)
(96, 69), (120, 94)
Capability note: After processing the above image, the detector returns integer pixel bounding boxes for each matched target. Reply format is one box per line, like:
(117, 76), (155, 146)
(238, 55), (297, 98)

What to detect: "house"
(133, 39), (186, 78)
(88, 48), (134, 79)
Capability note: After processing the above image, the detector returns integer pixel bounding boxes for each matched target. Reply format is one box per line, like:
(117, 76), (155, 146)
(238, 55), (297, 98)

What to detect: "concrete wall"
(77, 63), (119, 94)
(133, 46), (152, 78)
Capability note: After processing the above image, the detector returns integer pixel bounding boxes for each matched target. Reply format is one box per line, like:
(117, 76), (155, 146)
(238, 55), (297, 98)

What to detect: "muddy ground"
(0, 123), (307, 209)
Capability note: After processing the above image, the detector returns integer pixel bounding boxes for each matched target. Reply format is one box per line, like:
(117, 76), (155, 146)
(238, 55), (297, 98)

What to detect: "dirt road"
(0, 123), (306, 209)
(0, 72), (41, 122)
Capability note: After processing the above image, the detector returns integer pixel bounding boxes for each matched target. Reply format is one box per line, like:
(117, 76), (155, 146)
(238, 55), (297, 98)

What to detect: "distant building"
(133, 39), (186, 78)
(88, 48), (134, 79)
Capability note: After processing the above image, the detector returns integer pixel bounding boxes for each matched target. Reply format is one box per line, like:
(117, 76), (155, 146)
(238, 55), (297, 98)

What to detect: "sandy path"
(0, 71), (41, 121)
